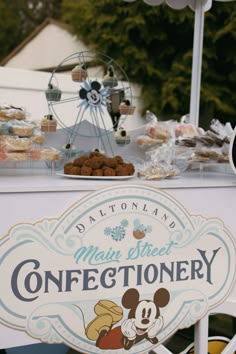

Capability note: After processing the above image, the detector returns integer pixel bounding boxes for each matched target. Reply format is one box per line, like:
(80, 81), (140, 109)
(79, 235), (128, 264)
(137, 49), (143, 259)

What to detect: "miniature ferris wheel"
(44, 51), (136, 156)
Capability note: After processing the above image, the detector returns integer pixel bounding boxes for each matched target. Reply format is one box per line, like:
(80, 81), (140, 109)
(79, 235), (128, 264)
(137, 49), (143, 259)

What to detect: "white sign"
(0, 184), (235, 353)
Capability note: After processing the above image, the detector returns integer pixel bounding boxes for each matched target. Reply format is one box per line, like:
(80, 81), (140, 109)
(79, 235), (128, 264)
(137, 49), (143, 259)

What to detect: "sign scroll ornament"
(0, 184), (235, 353)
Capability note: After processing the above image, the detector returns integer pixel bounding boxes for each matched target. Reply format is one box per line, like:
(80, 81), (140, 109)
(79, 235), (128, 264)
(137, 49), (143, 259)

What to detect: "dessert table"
(0, 167), (235, 353)
(1, 0), (235, 351)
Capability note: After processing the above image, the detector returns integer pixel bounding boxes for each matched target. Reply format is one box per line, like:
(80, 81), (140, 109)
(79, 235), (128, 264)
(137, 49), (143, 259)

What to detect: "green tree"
(62, 0), (236, 128)
(0, 0), (63, 62)
(201, 2), (236, 127)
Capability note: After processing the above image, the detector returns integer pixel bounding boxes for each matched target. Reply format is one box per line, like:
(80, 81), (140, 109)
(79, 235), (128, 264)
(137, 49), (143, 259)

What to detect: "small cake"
(45, 84), (62, 102)
(0, 104), (26, 121)
(73, 155), (89, 167)
(115, 127), (131, 146)
(175, 123), (198, 138)
(64, 162), (73, 174)
(60, 143), (78, 159)
(145, 124), (170, 141)
(125, 162), (135, 175)
(92, 169), (103, 176)
(81, 165), (92, 176)
(103, 166), (116, 176)
(71, 65), (88, 82)
(85, 156), (104, 169)
(11, 121), (34, 137)
(103, 157), (117, 169)
(70, 166), (81, 175)
(61, 143), (76, 150)
(41, 114), (57, 132)
(136, 135), (162, 148)
(30, 148), (60, 161)
(6, 152), (28, 161)
(119, 100), (136, 115)
(114, 155), (123, 164)
(115, 164), (129, 176)
(91, 148), (105, 156)
(31, 131), (45, 145)
(102, 66), (118, 88)
(4, 137), (32, 152)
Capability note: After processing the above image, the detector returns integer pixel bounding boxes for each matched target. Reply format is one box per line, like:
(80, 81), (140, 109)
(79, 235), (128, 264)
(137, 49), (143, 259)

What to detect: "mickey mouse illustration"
(133, 219), (152, 240)
(85, 287), (170, 350)
(121, 288), (170, 349)
(79, 80), (102, 107)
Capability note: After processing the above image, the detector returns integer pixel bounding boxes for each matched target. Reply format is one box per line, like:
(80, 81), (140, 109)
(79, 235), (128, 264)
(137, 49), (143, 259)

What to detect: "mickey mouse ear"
(91, 81), (101, 91)
(79, 88), (87, 99)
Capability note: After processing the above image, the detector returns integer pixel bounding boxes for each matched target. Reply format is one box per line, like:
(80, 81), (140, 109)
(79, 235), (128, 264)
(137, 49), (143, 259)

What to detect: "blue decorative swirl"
(170, 217), (224, 248)
(9, 220), (82, 255)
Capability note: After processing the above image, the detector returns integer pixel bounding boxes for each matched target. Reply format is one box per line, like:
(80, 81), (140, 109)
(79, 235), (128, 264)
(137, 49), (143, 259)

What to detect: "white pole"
(189, 0), (206, 127)
(194, 315), (209, 354)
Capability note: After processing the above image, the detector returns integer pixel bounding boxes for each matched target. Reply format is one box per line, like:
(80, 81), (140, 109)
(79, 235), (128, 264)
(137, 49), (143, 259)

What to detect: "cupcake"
(119, 99), (136, 115)
(115, 127), (131, 146)
(102, 66), (118, 88)
(71, 64), (87, 82)
(60, 143), (78, 160)
(45, 84), (62, 102)
(40, 114), (57, 132)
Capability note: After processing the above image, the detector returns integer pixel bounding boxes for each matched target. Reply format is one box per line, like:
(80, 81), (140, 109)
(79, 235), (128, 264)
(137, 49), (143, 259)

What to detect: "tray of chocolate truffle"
(135, 112), (233, 180)
(58, 150), (135, 180)
(0, 104), (61, 163)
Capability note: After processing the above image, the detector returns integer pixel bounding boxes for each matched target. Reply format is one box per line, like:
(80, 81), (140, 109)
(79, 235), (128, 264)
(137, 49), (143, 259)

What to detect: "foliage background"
(0, 0), (236, 128)
(62, 0), (236, 128)
(0, 0), (62, 60)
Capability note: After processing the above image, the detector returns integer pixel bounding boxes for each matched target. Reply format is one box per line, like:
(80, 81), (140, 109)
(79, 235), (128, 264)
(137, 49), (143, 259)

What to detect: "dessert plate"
(56, 173), (136, 180)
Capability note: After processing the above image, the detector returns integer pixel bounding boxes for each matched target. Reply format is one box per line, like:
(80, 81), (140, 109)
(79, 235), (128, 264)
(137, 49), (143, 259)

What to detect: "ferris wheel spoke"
(91, 110), (110, 154)
(98, 110), (114, 156)
(90, 110), (101, 137)
(50, 95), (81, 105)
(69, 106), (87, 146)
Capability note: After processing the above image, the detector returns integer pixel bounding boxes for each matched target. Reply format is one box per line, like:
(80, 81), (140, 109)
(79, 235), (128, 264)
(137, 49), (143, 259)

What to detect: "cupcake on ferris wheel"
(102, 66), (118, 88)
(40, 114), (57, 132)
(71, 64), (88, 82)
(114, 126), (131, 146)
(45, 83), (62, 102)
(119, 99), (136, 115)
